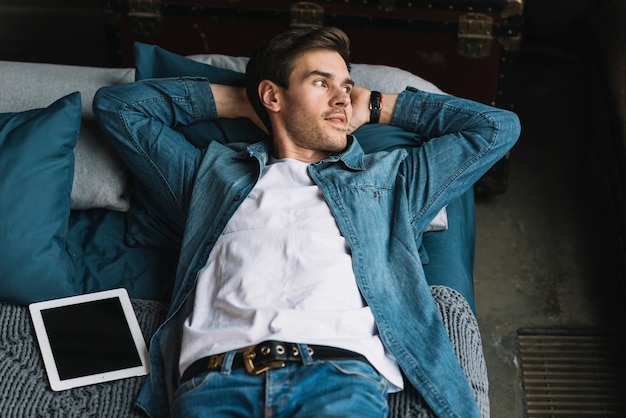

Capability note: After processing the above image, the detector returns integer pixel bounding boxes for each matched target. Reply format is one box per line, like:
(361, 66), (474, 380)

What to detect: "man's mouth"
(324, 111), (347, 128)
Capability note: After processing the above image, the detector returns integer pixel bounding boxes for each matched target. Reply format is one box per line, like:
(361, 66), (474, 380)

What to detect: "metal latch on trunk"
(128, 0), (162, 37)
(458, 13), (493, 59)
(290, 2), (324, 28)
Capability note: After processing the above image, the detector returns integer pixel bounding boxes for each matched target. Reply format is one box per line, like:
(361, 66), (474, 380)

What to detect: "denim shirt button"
(233, 194), (241, 201)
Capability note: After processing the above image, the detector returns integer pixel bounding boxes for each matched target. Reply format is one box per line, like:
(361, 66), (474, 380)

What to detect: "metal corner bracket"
(290, 2), (324, 28)
(458, 13), (494, 59)
(502, 0), (524, 19)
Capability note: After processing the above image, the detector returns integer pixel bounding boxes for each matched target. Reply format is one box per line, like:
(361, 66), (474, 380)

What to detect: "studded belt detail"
(181, 340), (368, 382)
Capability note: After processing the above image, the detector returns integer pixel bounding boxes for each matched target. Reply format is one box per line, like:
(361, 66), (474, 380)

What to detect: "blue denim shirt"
(94, 77), (520, 418)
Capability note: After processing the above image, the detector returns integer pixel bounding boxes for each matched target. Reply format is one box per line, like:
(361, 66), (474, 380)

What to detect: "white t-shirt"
(179, 157), (403, 391)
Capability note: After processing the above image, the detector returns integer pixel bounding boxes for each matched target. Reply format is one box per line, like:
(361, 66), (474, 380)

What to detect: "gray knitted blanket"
(0, 286), (488, 417)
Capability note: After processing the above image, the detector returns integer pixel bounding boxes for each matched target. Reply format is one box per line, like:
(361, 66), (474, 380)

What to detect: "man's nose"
(333, 88), (351, 107)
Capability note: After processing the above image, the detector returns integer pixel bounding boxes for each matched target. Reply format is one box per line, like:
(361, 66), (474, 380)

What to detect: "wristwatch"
(369, 91), (383, 124)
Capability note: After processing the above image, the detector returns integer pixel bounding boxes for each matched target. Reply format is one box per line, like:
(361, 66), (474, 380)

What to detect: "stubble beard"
(285, 111), (348, 155)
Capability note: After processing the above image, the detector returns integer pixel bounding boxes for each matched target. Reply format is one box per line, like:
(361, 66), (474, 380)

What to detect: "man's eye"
(342, 86), (352, 93)
(314, 80), (326, 87)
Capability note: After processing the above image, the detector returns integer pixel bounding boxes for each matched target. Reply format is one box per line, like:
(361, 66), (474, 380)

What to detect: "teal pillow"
(0, 92), (81, 304)
(135, 42), (246, 85)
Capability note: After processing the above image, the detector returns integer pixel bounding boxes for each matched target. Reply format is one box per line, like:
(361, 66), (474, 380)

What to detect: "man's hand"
(212, 84), (269, 134)
(347, 86), (371, 134)
(347, 87), (399, 134)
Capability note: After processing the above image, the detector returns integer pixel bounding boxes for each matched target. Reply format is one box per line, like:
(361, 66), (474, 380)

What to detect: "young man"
(94, 27), (520, 418)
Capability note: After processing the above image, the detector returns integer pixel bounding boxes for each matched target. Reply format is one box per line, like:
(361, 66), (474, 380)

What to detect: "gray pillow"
(71, 119), (130, 211)
(0, 61), (134, 212)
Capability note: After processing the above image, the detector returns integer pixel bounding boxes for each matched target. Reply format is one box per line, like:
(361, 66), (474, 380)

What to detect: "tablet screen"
(29, 288), (150, 391)
(40, 297), (142, 379)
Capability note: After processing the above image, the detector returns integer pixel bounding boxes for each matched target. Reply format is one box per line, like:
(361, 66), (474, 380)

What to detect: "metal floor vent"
(518, 328), (626, 417)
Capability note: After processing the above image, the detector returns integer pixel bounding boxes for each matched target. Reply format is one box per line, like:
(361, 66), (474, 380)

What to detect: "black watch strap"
(369, 91), (382, 124)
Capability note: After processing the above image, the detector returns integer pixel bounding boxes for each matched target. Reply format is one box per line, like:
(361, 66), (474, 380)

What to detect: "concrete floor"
(472, 30), (625, 417)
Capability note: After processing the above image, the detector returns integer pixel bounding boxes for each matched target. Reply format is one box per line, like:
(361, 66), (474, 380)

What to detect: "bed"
(0, 46), (488, 417)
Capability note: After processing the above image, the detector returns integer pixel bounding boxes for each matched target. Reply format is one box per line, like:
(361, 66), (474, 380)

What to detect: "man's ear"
(258, 80), (281, 112)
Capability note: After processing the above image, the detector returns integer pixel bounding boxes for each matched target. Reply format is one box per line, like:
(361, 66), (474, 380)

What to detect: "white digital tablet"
(29, 288), (150, 391)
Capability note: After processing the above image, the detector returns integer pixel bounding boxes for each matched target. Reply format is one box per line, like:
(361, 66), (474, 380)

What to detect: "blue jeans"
(171, 359), (389, 417)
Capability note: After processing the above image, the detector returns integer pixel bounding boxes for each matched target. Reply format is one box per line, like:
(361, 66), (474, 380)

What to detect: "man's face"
(274, 49), (354, 161)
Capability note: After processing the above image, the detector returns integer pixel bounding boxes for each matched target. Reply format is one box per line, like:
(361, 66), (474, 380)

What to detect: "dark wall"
(587, 0), (626, 297)
(0, 0), (112, 66)
(0, 0), (596, 68)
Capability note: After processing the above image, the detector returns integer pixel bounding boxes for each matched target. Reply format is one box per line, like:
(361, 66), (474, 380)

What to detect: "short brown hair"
(245, 27), (351, 132)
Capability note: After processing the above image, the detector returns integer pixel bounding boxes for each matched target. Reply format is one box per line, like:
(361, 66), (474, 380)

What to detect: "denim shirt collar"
(237, 136), (366, 170)
(322, 135), (366, 170)
(236, 141), (271, 165)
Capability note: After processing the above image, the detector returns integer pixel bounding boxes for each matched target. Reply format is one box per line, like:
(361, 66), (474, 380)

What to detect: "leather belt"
(181, 340), (368, 382)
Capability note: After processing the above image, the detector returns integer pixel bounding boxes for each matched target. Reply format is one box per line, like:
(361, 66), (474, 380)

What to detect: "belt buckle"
(207, 353), (225, 370)
(243, 349), (285, 375)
